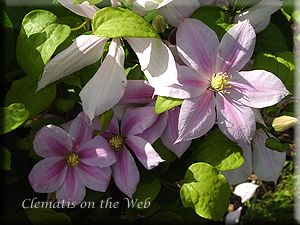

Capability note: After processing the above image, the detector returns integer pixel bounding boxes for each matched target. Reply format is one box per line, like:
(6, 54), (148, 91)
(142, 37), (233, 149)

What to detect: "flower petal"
(118, 80), (155, 104)
(222, 144), (253, 185)
(37, 35), (107, 91)
(225, 206), (243, 225)
(92, 114), (120, 135)
(33, 125), (72, 157)
(77, 135), (117, 167)
(126, 37), (179, 88)
(176, 18), (219, 80)
(132, 0), (173, 16)
(56, 166), (86, 205)
(79, 38), (127, 120)
(126, 136), (164, 170)
(233, 182), (259, 203)
(58, 0), (99, 19)
(121, 105), (158, 137)
(29, 157), (67, 193)
(177, 90), (216, 142)
(215, 20), (256, 75)
(161, 107), (192, 158)
(75, 163), (112, 192)
(229, 70), (290, 108)
(154, 64), (210, 99)
(112, 149), (140, 198)
(252, 129), (286, 183)
(216, 95), (255, 144)
(157, 0), (201, 27)
(69, 112), (94, 150)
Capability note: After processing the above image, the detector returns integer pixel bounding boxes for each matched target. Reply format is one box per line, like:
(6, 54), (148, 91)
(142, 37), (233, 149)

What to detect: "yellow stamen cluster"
(66, 153), (79, 166)
(109, 136), (123, 151)
(211, 72), (232, 94)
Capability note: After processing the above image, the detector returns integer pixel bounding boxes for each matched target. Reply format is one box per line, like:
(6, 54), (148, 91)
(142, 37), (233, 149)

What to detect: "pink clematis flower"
(155, 18), (290, 144)
(93, 105), (164, 197)
(29, 112), (117, 205)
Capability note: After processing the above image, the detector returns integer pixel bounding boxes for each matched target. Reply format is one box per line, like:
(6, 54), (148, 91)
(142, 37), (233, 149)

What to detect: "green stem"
(71, 19), (90, 31)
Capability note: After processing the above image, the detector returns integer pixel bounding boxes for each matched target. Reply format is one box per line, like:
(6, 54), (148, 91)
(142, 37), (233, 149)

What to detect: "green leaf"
(25, 208), (72, 225)
(191, 5), (234, 40)
(254, 22), (287, 57)
(143, 212), (184, 225)
(61, 75), (82, 89)
(234, 0), (262, 11)
(4, 76), (56, 118)
(72, 0), (103, 5)
(265, 137), (285, 152)
(180, 162), (230, 221)
(126, 64), (147, 80)
(54, 97), (75, 112)
(152, 138), (177, 163)
(0, 103), (30, 135)
(92, 7), (160, 39)
(16, 10), (71, 80)
(0, 145), (11, 171)
(133, 176), (161, 210)
(155, 96), (183, 114)
(193, 128), (245, 171)
(253, 51), (297, 94)
(283, 0), (300, 24)
(99, 108), (114, 134)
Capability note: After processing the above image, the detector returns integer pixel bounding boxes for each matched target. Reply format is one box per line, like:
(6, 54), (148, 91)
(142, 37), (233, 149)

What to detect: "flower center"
(109, 135), (123, 151)
(66, 153), (79, 166)
(211, 72), (232, 94)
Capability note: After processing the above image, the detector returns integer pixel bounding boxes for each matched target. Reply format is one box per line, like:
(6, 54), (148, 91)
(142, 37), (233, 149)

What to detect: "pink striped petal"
(112, 149), (140, 198)
(229, 70), (290, 108)
(79, 38), (127, 120)
(126, 136), (164, 170)
(69, 112), (94, 150)
(77, 135), (117, 167)
(75, 163), (112, 192)
(33, 125), (72, 157)
(121, 106), (158, 137)
(177, 90), (216, 142)
(216, 95), (255, 144)
(29, 157), (67, 193)
(161, 107), (192, 158)
(56, 166), (86, 205)
(58, 0), (99, 19)
(176, 18), (219, 80)
(92, 115), (120, 136)
(118, 80), (155, 104)
(215, 20), (256, 75)
(154, 64), (210, 99)
(252, 130), (286, 183)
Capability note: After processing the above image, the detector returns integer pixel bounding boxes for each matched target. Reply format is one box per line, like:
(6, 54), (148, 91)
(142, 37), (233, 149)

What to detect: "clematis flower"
(37, 0), (178, 120)
(93, 105), (164, 197)
(222, 129), (286, 185)
(29, 112), (117, 205)
(155, 18), (289, 144)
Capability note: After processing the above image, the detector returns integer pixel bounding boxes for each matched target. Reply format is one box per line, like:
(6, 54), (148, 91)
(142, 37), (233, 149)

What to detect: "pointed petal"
(37, 35), (107, 91)
(29, 157), (67, 193)
(225, 206), (243, 225)
(229, 70), (290, 108)
(33, 125), (72, 158)
(80, 38), (127, 120)
(154, 64), (210, 99)
(77, 135), (117, 167)
(233, 182), (259, 203)
(112, 149), (140, 198)
(75, 163), (112, 192)
(132, 0), (173, 16)
(56, 166), (86, 205)
(176, 18), (219, 80)
(177, 91), (216, 142)
(234, 0), (283, 33)
(126, 37), (179, 87)
(121, 105), (158, 137)
(157, 0), (201, 27)
(118, 80), (154, 104)
(252, 130), (286, 183)
(126, 136), (164, 170)
(216, 20), (256, 74)
(222, 144), (253, 185)
(161, 107), (192, 158)
(137, 111), (168, 144)
(69, 112), (94, 150)
(216, 95), (255, 144)
(58, 0), (99, 19)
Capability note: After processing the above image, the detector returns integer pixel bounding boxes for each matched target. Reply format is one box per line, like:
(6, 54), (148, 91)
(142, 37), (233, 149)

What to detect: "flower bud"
(152, 15), (167, 33)
(272, 115), (298, 132)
